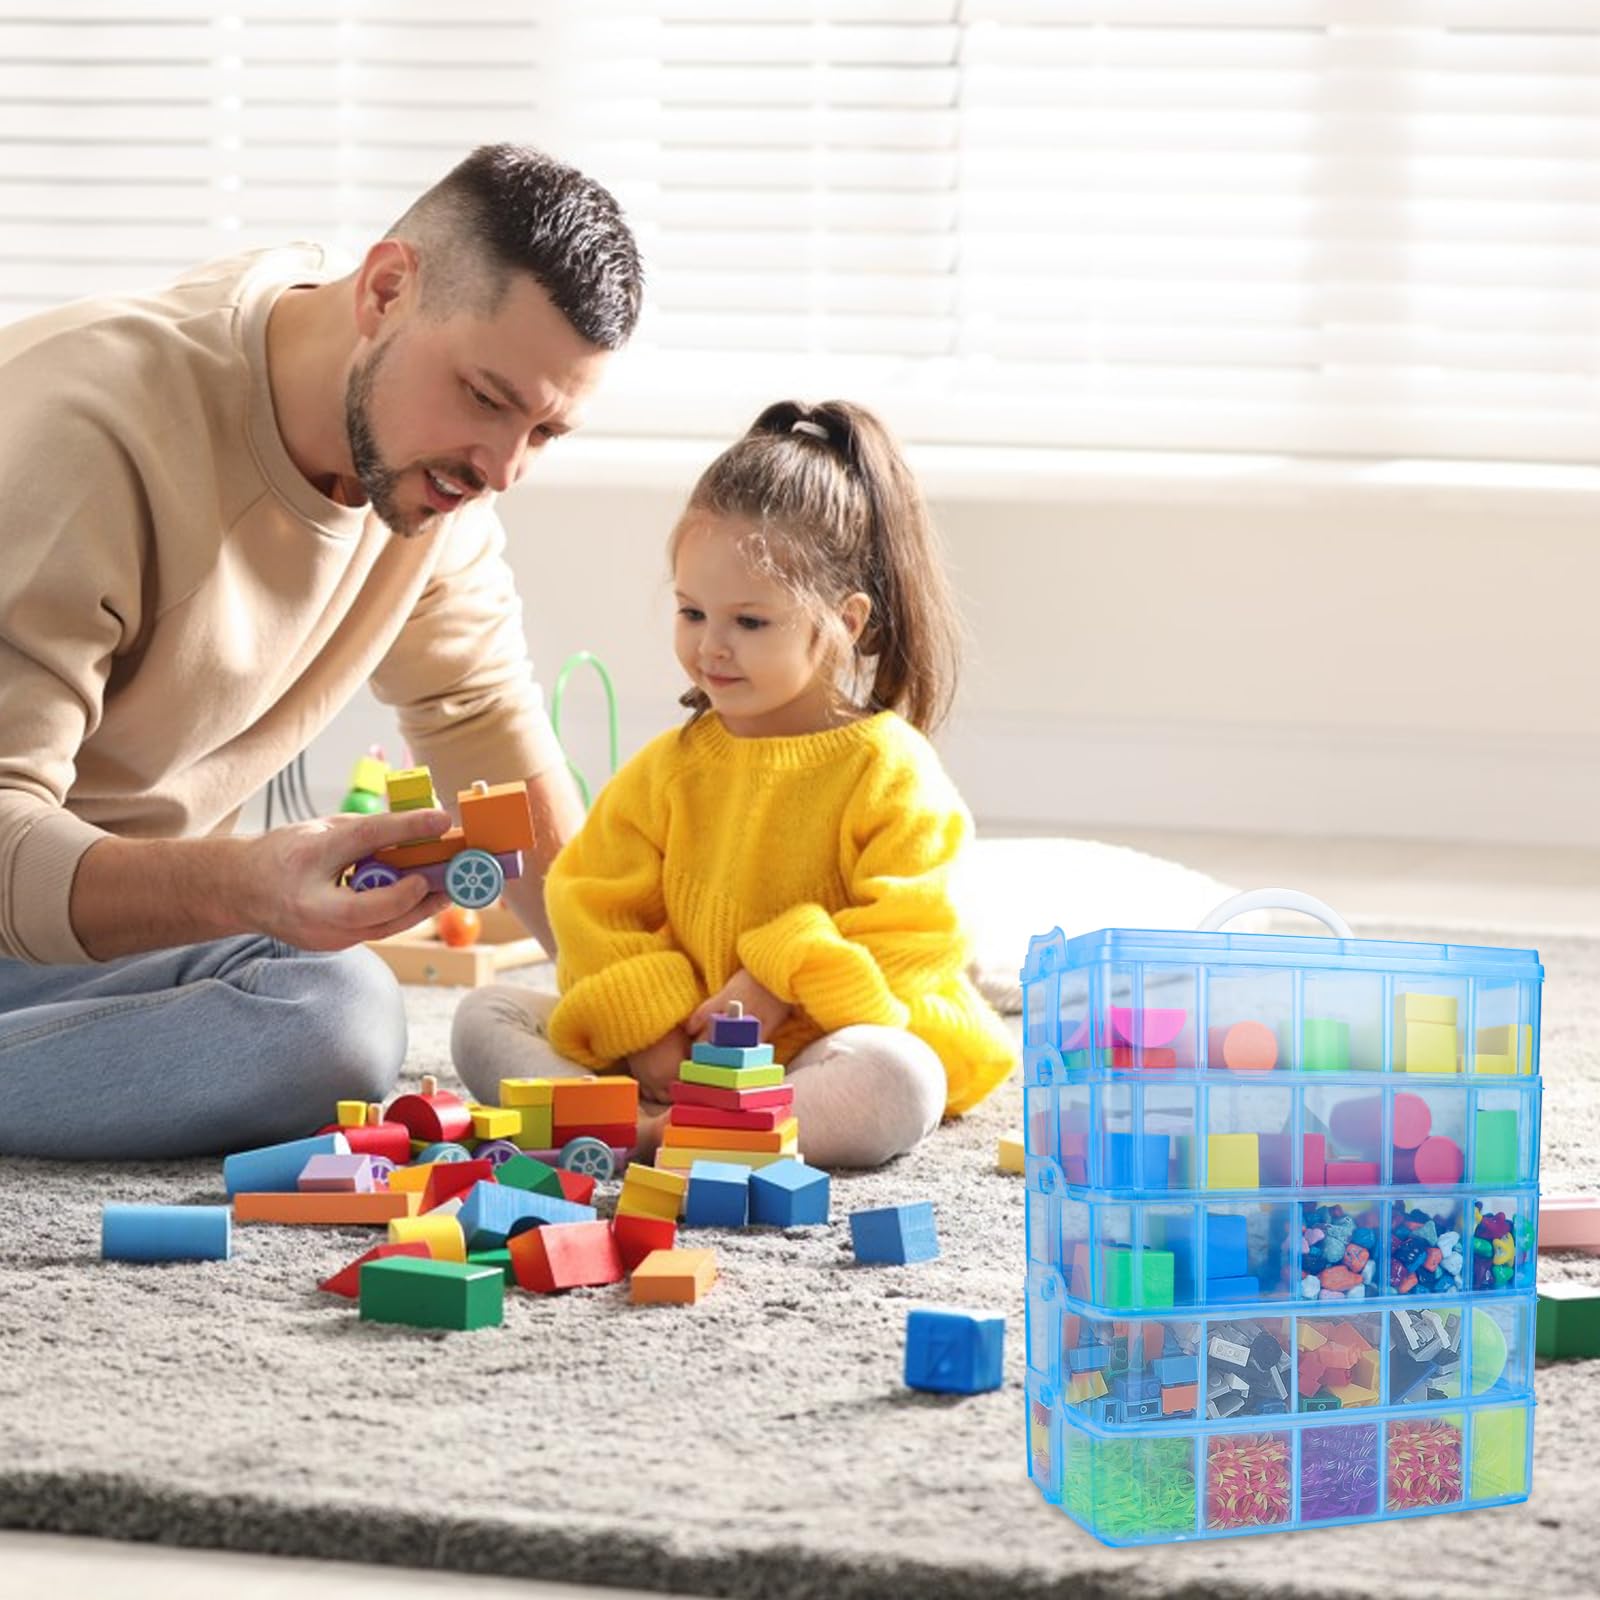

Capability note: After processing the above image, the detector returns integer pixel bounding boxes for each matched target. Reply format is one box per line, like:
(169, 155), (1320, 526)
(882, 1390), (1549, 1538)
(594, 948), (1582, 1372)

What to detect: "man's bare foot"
(632, 1101), (671, 1161)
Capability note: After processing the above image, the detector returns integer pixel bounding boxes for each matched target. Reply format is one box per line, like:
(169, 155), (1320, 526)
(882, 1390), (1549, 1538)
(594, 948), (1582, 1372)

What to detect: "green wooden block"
(467, 1247), (516, 1285)
(1300, 1016), (1351, 1072)
(679, 1059), (785, 1091)
(1537, 1283), (1600, 1361)
(359, 1257), (504, 1331)
(496, 1152), (565, 1197)
(1101, 1245), (1175, 1310)
(1474, 1109), (1521, 1186)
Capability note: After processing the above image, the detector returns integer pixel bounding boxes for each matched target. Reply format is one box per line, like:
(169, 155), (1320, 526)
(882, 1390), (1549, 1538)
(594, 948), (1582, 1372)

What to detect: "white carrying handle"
(1197, 887), (1353, 939)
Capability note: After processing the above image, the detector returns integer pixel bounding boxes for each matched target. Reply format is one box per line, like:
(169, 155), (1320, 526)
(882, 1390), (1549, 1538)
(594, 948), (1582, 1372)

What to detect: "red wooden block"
(669, 1102), (792, 1132)
(669, 1080), (795, 1113)
(386, 1084), (472, 1145)
(421, 1158), (495, 1212)
(317, 1120), (412, 1164)
(318, 1240), (432, 1299)
(509, 1220), (624, 1293)
(553, 1122), (635, 1151)
(611, 1211), (677, 1272)
(556, 1168), (597, 1205)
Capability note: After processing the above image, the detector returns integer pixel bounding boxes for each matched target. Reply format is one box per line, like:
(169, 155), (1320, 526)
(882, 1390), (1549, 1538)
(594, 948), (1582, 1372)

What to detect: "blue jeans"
(0, 936), (406, 1159)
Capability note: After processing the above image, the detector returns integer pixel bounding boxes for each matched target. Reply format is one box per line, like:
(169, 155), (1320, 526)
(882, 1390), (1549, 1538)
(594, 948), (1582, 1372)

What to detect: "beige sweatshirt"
(0, 245), (565, 965)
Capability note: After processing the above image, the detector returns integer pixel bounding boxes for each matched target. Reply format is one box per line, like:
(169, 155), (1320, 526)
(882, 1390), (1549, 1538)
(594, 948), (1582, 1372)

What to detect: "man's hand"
(625, 1027), (691, 1103)
(688, 970), (791, 1045)
(238, 808), (455, 950)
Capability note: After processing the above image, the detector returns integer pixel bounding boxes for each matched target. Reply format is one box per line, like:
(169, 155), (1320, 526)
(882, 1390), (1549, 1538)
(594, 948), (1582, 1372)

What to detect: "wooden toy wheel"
(473, 1139), (522, 1168)
(445, 849), (504, 909)
(560, 1137), (615, 1181)
(350, 859), (401, 892)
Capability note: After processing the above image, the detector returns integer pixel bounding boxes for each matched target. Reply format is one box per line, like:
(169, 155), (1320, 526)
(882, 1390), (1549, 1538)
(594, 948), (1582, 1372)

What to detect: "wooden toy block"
(670, 1102), (793, 1133)
(388, 1162), (443, 1195)
(349, 753), (388, 797)
(1474, 1053), (1519, 1077)
(709, 1003), (761, 1049)
(623, 1162), (688, 1197)
(1474, 1109), (1521, 1186)
(611, 1211), (678, 1272)
(1395, 991), (1459, 1027)
(495, 1152), (566, 1197)
(679, 1059), (785, 1091)
(336, 1100), (368, 1127)
(550, 1169), (595, 1205)
(998, 1134), (1026, 1174)
(685, 1160), (752, 1227)
(233, 1190), (420, 1225)
(1205, 1133), (1259, 1190)
(1101, 1246), (1175, 1311)
(319, 1240), (432, 1298)
(1397, 1019), (1457, 1073)
(388, 1214), (467, 1262)
(514, 1105), (554, 1148)
(469, 1105), (521, 1140)
(630, 1247), (717, 1304)
(499, 1077), (555, 1108)
(224, 1132), (351, 1197)
(298, 1153), (377, 1193)
(850, 1201), (939, 1265)
(552, 1121), (637, 1152)
(452, 779), (535, 855)
(617, 1184), (681, 1223)
(1537, 1195), (1600, 1251)
(459, 1180), (595, 1250)
(690, 1041), (775, 1069)
(509, 1219), (624, 1293)
(359, 1256), (504, 1331)
(1106, 1131), (1172, 1190)
(669, 1079), (794, 1113)
(904, 1307), (1005, 1394)
(316, 1107), (412, 1164)
(1477, 1023), (1533, 1073)
(663, 1117), (797, 1154)
(102, 1203), (231, 1263)
(385, 1076), (473, 1144)
(384, 765), (437, 811)
(421, 1158), (495, 1213)
(748, 1158), (829, 1226)
(551, 1075), (639, 1126)
(1302, 1133), (1327, 1187)
(1536, 1282), (1600, 1359)
(1207, 1021), (1278, 1073)
(466, 1247), (517, 1284)
(653, 1146), (795, 1173)
(1300, 1017), (1351, 1072)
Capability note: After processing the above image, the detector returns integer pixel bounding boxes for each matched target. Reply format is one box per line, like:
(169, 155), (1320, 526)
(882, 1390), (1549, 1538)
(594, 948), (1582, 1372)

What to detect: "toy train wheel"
(444, 849), (504, 909)
(350, 859), (401, 893)
(368, 1156), (397, 1190)
(474, 1139), (522, 1168)
(414, 1142), (471, 1164)
(560, 1136), (615, 1181)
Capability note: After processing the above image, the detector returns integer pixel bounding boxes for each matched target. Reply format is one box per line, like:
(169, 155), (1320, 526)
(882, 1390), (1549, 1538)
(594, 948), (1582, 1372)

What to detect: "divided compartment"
(1390, 976), (1468, 1075)
(1204, 965), (1291, 1073)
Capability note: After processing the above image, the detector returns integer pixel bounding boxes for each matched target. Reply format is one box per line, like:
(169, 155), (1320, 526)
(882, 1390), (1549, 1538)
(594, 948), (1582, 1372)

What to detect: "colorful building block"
(233, 1190), (420, 1225)
(101, 1203), (231, 1262)
(611, 1212), (678, 1272)
(335, 1100), (369, 1127)
(631, 1247), (718, 1304)
(748, 1158), (829, 1226)
(662, 1118), (797, 1154)
(1477, 1023), (1533, 1075)
(1206, 1133), (1259, 1189)
(223, 1132), (350, 1197)
(684, 1160), (751, 1227)
(1474, 1109), (1521, 1187)
(498, 1077), (554, 1108)
(998, 1133), (1025, 1175)
(384, 765), (437, 812)
(669, 1079), (794, 1113)
(451, 778), (535, 855)
(420, 1157), (496, 1213)
(359, 1257), (503, 1331)
(298, 1153), (376, 1193)
(709, 1004), (761, 1048)
(388, 1214), (467, 1262)
(1101, 1246), (1175, 1310)
(690, 1041), (775, 1069)
(679, 1060), (785, 1091)
(316, 1104), (411, 1164)
(495, 1151), (565, 1197)
(904, 1307), (1005, 1394)
(653, 1145), (795, 1173)
(318, 1240), (431, 1298)
(1106, 1132), (1170, 1190)
(508, 1219), (624, 1293)
(850, 1202), (939, 1265)
(469, 1104), (521, 1140)
(385, 1075), (472, 1144)
(1536, 1282), (1600, 1360)
(550, 1075), (638, 1127)
(457, 1180), (595, 1250)
(617, 1168), (686, 1223)
(1537, 1195), (1600, 1251)
(1207, 1022), (1278, 1073)
(1300, 1017), (1351, 1072)
(672, 1102), (793, 1132)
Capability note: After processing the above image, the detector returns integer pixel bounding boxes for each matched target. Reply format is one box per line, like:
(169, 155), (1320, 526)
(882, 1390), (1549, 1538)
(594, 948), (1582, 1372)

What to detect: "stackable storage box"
(1021, 916), (1542, 1544)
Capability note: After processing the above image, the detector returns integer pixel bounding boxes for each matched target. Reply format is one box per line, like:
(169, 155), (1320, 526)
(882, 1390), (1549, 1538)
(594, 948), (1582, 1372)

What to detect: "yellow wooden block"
(652, 1146), (795, 1172)
(1477, 1024), (1533, 1073)
(389, 1162), (439, 1194)
(349, 754), (389, 797)
(469, 1105), (521, 1139)
(499, 1077), (555, 1108)
(385, 765), (437, 812)
(1206, 1133), (1259, 1189)
(997, 1134), (1026, 1175)
(388, 1214), (466, 1262)
(630, 1247), (717, 1305)
(1395, 991), (1459, 1026)
(661, 1117), (798, 1153)
(1397, 1019), (1457, 1073)
(621, 1163), (688, 1197)
(515, 1105), (554, 1148)
(1474, 1053), (1518, 1077)
(616, 1184), (681, 1223)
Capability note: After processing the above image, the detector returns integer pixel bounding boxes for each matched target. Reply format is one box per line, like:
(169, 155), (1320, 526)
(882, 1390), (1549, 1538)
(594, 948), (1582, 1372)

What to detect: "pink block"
(1303, 1133), (1326, 1187)
(1109, 1006), (1187, 1048)
(298, 1152), (376, 1193)
(1324, 1160), (1379, 1187)
(1538, 1196), (1600, 1251)
(1411, 1135), (1464, 1186)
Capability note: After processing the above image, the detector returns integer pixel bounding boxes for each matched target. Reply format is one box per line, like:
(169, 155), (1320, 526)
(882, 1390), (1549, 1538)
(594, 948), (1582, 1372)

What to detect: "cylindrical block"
(102, 1203), (231, 1262)
(223, 1131), (350, 1196)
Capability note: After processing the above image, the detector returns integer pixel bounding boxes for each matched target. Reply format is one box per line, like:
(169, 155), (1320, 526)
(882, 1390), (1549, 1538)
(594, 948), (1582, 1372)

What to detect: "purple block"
(299, 1152), (377, 1193)
(710, 1011), (760, 1048)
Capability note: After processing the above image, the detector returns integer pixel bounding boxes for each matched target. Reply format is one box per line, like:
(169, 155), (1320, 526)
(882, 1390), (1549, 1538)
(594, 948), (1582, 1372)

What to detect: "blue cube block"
(748, 1158), (829, 1226)
(223, 1132), (349, 1197)
(1105, 1132), (1171, 1190)
(709, 1011), (761, 1048)
(685, 1160), (750, 1227)
(905, 1307), (1005, 1394)
(690, 1040), (775, 1068)
(459, 1180), (595, 1250)
(850, 1201), (939, 1265)
(102, 1203), (231, 1262)
(1207, 1212), (1250, 1281)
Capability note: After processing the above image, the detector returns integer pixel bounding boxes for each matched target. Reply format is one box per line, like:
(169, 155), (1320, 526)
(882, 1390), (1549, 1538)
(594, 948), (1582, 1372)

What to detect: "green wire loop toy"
(549, 649), (619, 810)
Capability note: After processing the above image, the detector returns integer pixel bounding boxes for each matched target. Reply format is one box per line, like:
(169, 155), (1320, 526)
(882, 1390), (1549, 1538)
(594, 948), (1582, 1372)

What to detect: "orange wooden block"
(661, 1117), (797, 1153)
(456, 780), (536, 855)
(377, 827), (466, 872)
(233, 1191), (421, 1225)
(630, 1247), (718, 1305)
(551, 1076), (638, 1127)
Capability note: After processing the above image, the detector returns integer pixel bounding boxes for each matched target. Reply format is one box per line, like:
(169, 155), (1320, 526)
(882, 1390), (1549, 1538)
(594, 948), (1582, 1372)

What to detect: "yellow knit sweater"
(545, 711), (1016, 1116)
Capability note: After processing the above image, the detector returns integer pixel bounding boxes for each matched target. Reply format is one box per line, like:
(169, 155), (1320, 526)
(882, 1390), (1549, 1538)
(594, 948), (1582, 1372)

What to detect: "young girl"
(451, 399), (1015, 1168)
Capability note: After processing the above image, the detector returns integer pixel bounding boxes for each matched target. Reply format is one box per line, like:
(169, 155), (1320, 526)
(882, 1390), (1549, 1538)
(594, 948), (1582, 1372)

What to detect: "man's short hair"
(386, 143), (643, 349)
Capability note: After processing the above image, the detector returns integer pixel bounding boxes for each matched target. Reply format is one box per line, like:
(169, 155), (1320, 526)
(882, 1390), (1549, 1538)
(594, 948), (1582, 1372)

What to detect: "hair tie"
(790, 419), (828, 441)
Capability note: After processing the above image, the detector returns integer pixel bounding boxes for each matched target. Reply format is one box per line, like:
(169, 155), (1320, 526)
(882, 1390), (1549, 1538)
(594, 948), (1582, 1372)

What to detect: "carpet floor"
(1, 923), (1596, 1600)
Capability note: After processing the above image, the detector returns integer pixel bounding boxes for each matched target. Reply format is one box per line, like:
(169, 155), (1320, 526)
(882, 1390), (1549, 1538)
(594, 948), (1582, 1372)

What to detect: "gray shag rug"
(2, 921), (1598, 1600)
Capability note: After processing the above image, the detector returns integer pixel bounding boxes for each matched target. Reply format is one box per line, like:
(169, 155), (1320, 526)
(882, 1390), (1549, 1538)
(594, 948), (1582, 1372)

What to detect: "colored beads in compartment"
(1300, 1422), (1380, 1522)
(1386, 1416), (1463, 1509)
(1389, 1204), (1464, 1294)
(1471, 1205), (1522, 1291)
(1205, 1432), (1291, 1530)
(1299, 1203), (1379, 1300)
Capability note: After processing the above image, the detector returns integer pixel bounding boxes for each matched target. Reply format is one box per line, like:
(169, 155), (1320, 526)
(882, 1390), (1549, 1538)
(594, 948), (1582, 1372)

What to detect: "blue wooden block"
(689, 1041), (775, 1068)
(459, 1180), (595, 1250)
(904, 1307), (1005, 1394)
(748, 1158), (829, 1226)
(223, 1132), (349, 1197)
(685, 1160), (750, 1227)
(850, 1201), (939, 1265)
(1105, 1132), (1171, 1190)
(710, 1012), (761, 1048)
(102, 1203), (231, 1262)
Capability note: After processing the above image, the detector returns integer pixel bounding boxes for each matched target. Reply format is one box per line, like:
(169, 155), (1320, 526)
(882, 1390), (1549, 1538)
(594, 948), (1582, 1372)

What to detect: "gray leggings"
(0, 936), (406, 1160)
(451, 984), (947, 1170)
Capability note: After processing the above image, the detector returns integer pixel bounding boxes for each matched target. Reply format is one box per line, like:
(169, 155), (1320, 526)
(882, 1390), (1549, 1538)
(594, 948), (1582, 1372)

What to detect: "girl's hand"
(625, 1027), (691, 1102)
(689, 970), (791, 1045)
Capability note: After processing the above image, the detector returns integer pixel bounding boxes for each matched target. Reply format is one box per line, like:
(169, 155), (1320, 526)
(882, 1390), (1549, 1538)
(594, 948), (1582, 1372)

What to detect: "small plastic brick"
(630, 1247), (718, 1304)
(319, 1240), (432, 1298)
(904, 1307), (1005, 1394)
(508, 1219), (624, 1293)
(359, 1257), (503, 1331)
(748, 1158), (830, 1227)
(223, 1131), (350, 1197)
(685, 1160), (751, 1227)
(102, 1203), (231, 1263)
(850, 1201), (939, 1265)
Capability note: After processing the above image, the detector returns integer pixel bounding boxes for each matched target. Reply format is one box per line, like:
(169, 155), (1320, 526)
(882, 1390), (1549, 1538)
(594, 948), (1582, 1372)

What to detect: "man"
(0, 144), (643, 1159)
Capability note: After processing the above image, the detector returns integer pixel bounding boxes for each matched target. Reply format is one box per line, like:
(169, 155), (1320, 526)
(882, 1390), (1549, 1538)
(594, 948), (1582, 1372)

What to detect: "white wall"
(301, 448), (1600, 847)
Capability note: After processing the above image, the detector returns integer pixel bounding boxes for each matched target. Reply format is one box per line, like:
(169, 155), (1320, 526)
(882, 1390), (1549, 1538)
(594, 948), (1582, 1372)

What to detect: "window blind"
(1, 0), (1595, 462)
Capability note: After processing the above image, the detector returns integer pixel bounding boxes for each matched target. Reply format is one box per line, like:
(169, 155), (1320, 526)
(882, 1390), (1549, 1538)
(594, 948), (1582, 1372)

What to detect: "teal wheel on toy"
(559, 1136), (614, 1181)
(444, 849), (503, 909)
